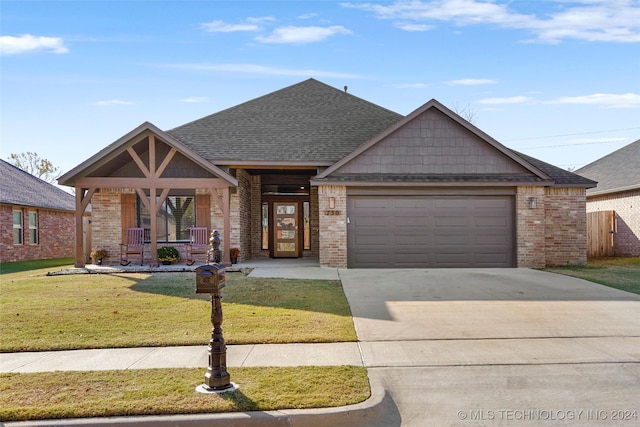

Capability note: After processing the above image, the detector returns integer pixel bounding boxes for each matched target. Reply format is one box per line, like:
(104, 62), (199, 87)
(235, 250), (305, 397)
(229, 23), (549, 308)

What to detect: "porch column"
(74, 189), (84, 268)
(74, 187), (95, 268)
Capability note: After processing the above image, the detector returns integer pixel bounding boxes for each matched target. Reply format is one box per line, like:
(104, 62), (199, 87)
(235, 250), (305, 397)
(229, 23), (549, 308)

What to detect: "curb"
(3, 382), (399, 427)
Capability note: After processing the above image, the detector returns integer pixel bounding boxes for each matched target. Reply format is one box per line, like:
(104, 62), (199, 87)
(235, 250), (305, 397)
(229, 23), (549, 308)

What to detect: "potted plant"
(157, 246), (180, 265)
(90, 249), (107, 265)
(230, 248), (240, 264)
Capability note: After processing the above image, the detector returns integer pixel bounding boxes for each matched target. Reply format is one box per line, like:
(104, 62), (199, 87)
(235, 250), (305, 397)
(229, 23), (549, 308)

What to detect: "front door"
(274, 202), (299, 257)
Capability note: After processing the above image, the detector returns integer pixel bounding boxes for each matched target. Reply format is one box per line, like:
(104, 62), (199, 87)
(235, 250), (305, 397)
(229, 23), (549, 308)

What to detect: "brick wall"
(586, 190), (640, 257)
(0, 204), (76, 263)
(91, 189), (136, 265)
(318, 185), (347, 268)
(235, 169), (252, 262)
(516, 187), (546, 268)
(544, 187), (588, 266)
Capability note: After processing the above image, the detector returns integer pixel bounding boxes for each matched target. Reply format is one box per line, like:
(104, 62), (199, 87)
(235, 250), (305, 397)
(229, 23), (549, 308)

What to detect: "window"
(28, 211), (38, 244)
(303, 201), (310, 250)
(261, 202), (269, 250)
(13, 209), (23, 245)
(138, 195), (195, 243)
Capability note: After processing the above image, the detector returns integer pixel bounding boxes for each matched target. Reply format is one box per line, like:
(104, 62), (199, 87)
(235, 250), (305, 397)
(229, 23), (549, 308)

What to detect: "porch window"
(28, 210), (38, 244)
(137, 195), (195, 243)
(13, 209), (23, 245)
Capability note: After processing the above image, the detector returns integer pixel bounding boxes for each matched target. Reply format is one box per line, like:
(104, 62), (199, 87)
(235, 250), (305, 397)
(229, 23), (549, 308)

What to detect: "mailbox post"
(195, 263), (235, 393)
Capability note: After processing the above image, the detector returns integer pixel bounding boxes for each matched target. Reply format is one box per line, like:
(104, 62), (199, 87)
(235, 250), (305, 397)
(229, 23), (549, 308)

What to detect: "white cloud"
(0, 34), (69, 55)
(181, 97), (209, 103)
(93, 100), (134, 106)
(546, 93), (640, 108)
(200, 17), (274, 33)
(163, 63), (362, 79)
(477, 96), (533, 104)
(255, 25), (352, 44)
(446, 78), (497, 86)
(394, 22), (433, 31)
(343, 0), (640, 43)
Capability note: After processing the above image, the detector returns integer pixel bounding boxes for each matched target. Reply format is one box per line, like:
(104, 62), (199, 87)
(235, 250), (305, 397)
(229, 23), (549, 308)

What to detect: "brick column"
(516, 186), (546, 268)
(318, 185), (347, 268)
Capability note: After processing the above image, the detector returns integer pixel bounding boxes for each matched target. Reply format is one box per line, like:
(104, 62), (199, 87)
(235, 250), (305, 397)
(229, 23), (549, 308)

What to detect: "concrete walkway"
(4, 266), (640, 426)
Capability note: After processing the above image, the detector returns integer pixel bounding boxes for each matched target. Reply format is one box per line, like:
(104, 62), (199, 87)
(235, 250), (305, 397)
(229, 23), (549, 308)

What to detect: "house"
(0, 159), (78, 263)
(58, 78), (596, 268)
(576, 139), (640, 257)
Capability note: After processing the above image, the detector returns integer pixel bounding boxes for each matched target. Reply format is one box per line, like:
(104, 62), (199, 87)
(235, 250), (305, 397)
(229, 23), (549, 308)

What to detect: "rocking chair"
(120, 227), (144, 266)
(185, 227), (209, 266)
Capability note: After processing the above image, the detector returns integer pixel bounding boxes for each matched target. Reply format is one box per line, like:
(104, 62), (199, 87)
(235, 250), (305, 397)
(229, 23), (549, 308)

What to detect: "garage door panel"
(348, 195), (514, 268)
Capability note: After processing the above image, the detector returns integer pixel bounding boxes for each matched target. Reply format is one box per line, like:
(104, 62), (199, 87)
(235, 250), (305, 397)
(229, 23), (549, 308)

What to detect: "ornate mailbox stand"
(195, 263), (236, 393)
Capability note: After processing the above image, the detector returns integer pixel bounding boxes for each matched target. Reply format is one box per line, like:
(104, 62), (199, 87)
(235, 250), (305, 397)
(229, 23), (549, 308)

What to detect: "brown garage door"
(347, 195), (515, 268)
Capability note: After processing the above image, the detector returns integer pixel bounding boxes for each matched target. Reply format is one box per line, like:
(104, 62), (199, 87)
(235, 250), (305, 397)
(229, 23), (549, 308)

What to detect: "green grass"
(1, 268), (356, 352)
(0, 258), (75, 275)
(0, 366), (370, 422)
(544, 257), (640, 295)
(0, 261), (368, 420)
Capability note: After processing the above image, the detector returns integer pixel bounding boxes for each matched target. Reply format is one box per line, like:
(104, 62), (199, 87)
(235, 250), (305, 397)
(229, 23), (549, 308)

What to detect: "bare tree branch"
(8, 152), (60, 184)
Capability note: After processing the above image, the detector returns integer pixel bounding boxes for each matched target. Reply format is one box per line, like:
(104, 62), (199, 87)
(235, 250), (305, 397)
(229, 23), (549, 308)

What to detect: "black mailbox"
(196, 264), (226, 294)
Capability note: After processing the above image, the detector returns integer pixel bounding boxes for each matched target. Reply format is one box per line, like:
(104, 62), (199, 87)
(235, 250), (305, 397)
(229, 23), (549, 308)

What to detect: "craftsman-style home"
(59, 79), (596, 268)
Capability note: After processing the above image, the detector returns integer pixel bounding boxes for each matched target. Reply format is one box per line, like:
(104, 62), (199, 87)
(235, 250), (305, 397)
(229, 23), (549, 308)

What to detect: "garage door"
(348, 195), (515, 268)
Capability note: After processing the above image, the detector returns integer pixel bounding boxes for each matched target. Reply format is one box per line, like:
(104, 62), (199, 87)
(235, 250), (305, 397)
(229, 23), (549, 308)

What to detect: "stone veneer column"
(516, 186), (546, 268)
(317, 185), (347, 268)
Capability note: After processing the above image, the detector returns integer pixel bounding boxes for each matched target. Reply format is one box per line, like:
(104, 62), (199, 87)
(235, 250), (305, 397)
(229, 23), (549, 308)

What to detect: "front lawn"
(0, 263), (367, 421)
(0, 269), (356, 352)
(0, 366), (369, 422)
(543, 257), (640, 295)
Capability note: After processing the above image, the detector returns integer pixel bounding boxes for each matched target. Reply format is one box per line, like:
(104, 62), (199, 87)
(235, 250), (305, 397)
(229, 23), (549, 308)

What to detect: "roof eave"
(587, 183), (640, 196)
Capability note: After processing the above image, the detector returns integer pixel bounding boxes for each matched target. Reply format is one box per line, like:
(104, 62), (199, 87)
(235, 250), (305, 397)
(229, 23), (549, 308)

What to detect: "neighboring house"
(0, 159), (77, 263)
(59, 79), (596, 269)
(576, 139), (640, 257)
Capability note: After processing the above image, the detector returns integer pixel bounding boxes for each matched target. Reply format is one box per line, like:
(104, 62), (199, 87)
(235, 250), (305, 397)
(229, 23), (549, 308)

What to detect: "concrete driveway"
(338, 268), (640, 426)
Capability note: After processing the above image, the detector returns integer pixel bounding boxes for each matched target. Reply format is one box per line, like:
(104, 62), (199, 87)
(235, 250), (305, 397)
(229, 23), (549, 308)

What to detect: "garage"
(347, 194), (515, 268)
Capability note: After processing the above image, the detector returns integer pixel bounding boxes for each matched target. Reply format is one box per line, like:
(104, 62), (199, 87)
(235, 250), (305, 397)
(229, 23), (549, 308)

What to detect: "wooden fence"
(587, 210), (615, 258)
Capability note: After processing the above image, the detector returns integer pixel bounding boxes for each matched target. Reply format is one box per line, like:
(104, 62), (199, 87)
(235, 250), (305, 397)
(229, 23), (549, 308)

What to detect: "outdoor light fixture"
(329, 197), (336, 209)
(528, 197), (537, 209)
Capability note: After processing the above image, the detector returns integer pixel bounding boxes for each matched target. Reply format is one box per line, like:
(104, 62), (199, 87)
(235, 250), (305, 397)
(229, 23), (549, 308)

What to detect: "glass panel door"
(274, 202), (298, 257)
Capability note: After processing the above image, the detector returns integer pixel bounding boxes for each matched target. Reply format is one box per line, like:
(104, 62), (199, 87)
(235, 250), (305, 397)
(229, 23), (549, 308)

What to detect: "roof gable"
(59, 122), (237, 187)
(576, 139), (640, 195)
(316, 99), (559, 185)
(167, 78), (403, 165)
(0, 160), (76, 211)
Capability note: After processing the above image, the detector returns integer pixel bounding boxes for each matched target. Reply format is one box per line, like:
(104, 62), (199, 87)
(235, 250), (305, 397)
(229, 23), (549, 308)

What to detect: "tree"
(8, 152), (60, 184)
(451, 102), (478, 124)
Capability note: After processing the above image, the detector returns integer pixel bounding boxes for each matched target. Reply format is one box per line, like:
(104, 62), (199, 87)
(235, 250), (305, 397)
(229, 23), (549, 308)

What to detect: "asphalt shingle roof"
(516, 151), (597, 187)
(0, 159), (76, 211)
(575, 139), (640, 195)
(167, 78), (404, 164)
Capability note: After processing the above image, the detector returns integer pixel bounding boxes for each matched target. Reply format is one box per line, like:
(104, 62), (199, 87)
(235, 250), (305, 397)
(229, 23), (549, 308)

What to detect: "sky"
(1, 0), (639, 183)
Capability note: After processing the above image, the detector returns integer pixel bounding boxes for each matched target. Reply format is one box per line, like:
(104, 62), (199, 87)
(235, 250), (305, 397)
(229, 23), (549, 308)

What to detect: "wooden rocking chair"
(120, 227), (144, 266)
(185, 227), (209, 266)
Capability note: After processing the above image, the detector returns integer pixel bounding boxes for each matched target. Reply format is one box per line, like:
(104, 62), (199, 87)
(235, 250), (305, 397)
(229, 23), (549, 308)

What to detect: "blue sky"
(1, 0), (639, 179)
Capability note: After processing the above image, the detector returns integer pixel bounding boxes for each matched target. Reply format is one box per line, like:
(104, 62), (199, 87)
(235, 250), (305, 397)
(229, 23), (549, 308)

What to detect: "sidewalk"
(0, 343), (363, 373)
